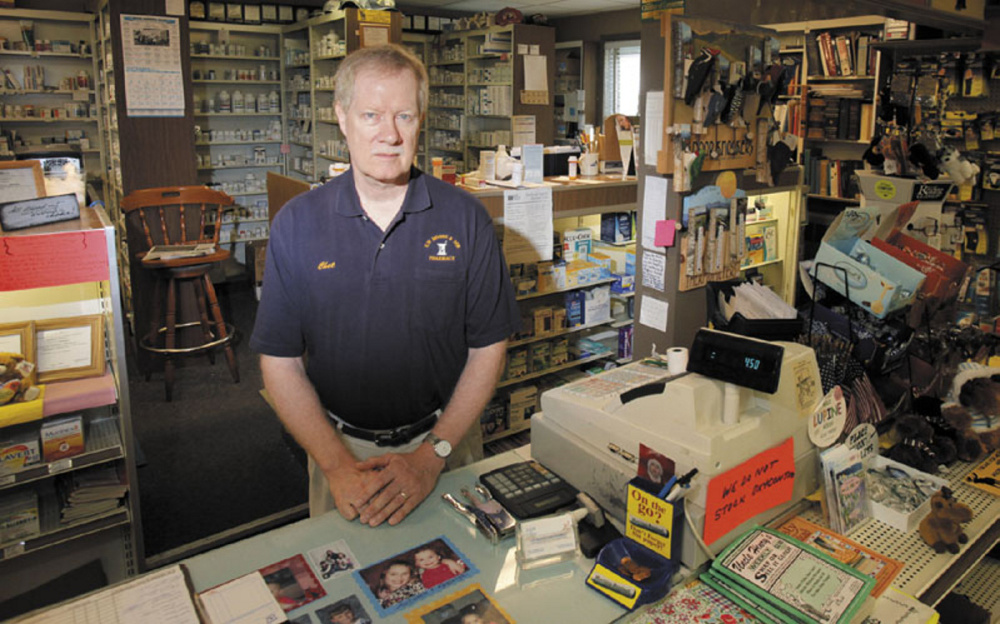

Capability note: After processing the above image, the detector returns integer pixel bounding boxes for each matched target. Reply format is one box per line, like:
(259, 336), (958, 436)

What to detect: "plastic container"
(586, 538), (678, 610)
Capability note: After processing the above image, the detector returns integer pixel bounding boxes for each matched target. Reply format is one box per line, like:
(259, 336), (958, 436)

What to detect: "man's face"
(336, 66), (421, 188)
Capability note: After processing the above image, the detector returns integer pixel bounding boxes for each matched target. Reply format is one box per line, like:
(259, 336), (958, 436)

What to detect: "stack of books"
(57, 466), (127, 524)
(700, 527), (876, 624)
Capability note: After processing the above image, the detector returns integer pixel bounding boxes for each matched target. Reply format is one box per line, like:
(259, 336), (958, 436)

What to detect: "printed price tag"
(0, 475), (15, 486)
(49, 459), (73, 474)
(3, 542), (26, 558)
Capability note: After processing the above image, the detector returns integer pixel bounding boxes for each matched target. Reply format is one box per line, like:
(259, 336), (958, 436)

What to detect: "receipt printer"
(532, 329), (823, 569)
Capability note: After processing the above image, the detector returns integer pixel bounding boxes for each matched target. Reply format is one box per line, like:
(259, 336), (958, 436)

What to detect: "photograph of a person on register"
(250, 42), (520, 527)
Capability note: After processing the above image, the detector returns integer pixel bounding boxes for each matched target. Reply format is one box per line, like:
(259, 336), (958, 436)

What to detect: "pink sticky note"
(654, 220), (677, 247)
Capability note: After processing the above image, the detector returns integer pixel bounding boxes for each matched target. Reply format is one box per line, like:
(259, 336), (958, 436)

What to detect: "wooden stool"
(123, 187), (239, 401)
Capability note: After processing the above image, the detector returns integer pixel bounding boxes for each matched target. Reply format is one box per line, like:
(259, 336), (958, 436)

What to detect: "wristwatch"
(424, 433), (452, 459)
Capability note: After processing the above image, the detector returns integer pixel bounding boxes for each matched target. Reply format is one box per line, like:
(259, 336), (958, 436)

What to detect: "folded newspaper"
(700, 526), (875, 624)
(145, 243), (216, 261)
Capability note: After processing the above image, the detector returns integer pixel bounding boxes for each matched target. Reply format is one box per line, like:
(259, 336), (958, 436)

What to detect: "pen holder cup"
(579, 153), (599, 176)
(586, 537), (679, 610)
(624, 477), (685, 563)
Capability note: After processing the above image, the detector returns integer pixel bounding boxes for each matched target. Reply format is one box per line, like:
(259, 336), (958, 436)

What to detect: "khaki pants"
(308, 425), (482, 518)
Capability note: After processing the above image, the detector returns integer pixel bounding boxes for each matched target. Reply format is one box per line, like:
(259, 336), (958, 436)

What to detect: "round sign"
(845, 423), (879, 465)
(874, 179), (896, 200)
(808, 385), (847, 447)
(716, 171), (738, 199)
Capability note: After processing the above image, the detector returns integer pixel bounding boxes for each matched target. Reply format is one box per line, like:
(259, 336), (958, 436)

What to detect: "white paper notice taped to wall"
(639, 296), (668, 333)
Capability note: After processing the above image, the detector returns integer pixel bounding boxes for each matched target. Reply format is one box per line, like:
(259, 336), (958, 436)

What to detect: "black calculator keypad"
(480, 461), (578, 519)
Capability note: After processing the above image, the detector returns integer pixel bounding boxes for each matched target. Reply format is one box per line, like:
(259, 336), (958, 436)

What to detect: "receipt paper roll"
(667, 347), (688, 375)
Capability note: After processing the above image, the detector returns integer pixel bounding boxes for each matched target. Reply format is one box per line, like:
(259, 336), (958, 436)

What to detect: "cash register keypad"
(480, 461), (578, 519)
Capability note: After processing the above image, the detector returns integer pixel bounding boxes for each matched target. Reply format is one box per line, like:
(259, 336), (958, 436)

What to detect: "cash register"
(532, 328), (823, 568)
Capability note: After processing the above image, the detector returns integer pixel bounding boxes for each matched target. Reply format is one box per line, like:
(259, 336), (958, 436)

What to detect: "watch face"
(433, 439), (452, 457)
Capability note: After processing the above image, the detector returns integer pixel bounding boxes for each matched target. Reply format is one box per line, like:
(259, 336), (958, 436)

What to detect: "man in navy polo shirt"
(251, 44), (519, 527)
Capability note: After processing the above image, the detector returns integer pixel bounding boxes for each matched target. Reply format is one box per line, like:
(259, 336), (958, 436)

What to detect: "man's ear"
(335, 101), (346, 126)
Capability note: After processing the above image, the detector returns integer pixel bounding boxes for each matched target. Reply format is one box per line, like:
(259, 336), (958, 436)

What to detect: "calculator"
(479, 461), (579, 519)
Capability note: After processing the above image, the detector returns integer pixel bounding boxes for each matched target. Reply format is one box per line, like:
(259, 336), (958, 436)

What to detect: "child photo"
(315, 594), (372, 624)
(259, 554), (327, 613)
(307, 539), (359, 581)
(406, 585), (514, 624)
(354, 536), (477, 617)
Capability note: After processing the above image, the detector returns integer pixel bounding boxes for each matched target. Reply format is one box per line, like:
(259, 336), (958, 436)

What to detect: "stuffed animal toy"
(918, 487), (972, 554)
(888, 413), (947, 474)
(940, 146), (980, 185)
(0, 353), (37, 406)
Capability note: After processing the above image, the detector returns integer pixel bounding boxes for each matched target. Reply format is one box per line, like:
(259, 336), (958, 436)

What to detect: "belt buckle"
(375, 426), (410, 447)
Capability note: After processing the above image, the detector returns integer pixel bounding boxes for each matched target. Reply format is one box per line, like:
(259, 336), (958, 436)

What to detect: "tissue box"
(868, 456), (948, 533)
(876, 227), (970, 304)
(812, 204), (926, 318)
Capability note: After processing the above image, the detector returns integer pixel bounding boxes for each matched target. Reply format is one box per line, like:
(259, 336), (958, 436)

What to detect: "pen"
(657, 475), (678, 499)
(665, 468), (699, 502)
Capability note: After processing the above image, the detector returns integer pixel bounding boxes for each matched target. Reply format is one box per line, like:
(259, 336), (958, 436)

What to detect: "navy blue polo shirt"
(250, 168), (520, 430)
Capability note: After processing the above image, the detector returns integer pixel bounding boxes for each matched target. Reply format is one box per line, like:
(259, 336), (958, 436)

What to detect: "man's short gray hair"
(334, 44), (429, 117)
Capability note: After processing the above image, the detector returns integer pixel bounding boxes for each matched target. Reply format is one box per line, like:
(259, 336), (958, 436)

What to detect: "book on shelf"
(835, 35), (853, 76)
(856, 35), (870, 77)
(817, 32), (837, 77)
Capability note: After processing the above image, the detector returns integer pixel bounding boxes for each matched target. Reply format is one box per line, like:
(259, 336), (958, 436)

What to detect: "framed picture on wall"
(261, 5), (278, 22)
(207, 2), (225, 21)
(360, 24), (390, 48)
(35, 315), (105, 383)
(226, 3), (243, 22)
(243, 4), (261, 24)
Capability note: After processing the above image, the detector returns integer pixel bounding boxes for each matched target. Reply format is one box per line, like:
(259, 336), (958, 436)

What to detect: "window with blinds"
(603, 40), (641, 119)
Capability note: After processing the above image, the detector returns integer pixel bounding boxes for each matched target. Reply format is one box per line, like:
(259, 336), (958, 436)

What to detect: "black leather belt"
(333, 411), (439, 447)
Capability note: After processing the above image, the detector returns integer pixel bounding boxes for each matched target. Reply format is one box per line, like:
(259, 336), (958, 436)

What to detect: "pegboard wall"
(798, 456), (1000, 606)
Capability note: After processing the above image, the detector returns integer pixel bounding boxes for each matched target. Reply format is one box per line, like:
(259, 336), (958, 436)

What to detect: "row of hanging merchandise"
(669, 38), (801, 192)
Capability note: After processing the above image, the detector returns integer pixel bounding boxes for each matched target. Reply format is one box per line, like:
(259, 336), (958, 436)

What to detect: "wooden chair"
(122, 186), (239, 401)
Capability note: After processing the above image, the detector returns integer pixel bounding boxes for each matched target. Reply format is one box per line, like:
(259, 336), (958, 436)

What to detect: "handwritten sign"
(0, 160), (45, 204)
(703, 437), (796, 545)
(0, 194), (80, 232)
(0, 230), (108, 291)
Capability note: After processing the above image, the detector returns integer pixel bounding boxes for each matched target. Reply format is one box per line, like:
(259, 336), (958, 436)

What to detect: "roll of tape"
(667, 347), (688, 375)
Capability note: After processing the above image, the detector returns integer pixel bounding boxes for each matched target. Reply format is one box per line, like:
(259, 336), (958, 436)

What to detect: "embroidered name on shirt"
(317, 261), (336, 270)
(424, 234), (461, 262)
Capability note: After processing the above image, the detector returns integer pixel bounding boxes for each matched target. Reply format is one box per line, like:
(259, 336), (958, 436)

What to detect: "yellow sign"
(625, 483), (676, 559)
(359, 9), (392, 24)
(586, 564), (642, 609)
(874, 179), (896, 200)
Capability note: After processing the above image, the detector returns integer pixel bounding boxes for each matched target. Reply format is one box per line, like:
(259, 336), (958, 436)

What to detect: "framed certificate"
(226, 3), (243, 22)
(278, 5), (293, 22)
(189, 1), (206, 20)
(207, 2), (226, 21)
(0, 322), (35, 383)
(360, 24), (389, 48)
(261, 4), (278, 22)
(35, 315), (105, 383)
(243, 4), (261, 24)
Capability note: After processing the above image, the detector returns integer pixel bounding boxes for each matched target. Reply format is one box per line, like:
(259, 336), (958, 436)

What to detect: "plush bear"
(887, 411), (956, 474)
(0, 353), (37, 406)
(940, 146), (981, 186)
(918, 487), (973, 554)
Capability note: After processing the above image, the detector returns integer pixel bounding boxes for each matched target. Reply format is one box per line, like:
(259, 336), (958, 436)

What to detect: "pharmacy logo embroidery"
(424, 234), (460, 262)
(317, 261), (336, 270)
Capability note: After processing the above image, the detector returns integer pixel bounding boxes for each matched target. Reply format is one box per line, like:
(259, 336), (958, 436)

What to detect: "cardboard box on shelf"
(530, 342), (551, 372)
(0, 489), (39, 542)
(531, 306), (554, 336)
(600, 212), (633, 243)
(505, 348), (528, 380)
(0, 428), (41, 474)
(41, 414), (85, 462)
(551, 336), (569, 365)
(592, 241), (636, 275)
(481, 397), (508, 438)
(563, 228), (593, 260)
(508, 385), (538, 428)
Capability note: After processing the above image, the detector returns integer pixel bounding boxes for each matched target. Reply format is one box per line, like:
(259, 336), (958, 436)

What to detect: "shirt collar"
(334, 167), (432, 218)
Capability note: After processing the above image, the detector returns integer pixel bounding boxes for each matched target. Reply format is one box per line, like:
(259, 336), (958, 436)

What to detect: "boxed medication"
(601, 212), (633, 243)
(584, 285), (612, 325)
(611, 273), (635, 294)
(508, 385), (538, 428)
(530, 342), (551, 372)
(0, 428), (41, 474)
(505, 348), (528, 380)
(592, 241), (636, 275)
(41, 414), (85, 462)
(481, 397), (508, 438)
(531, 306), (554, 336)
(564, 291), (585, 327)
(587, 252), (613, 279)
(551, 337), (570, 365)
(563, 228), (593, 259)
(552, 307), (567, 331)
(0, 489), (40, 542)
